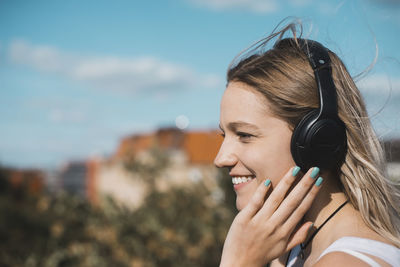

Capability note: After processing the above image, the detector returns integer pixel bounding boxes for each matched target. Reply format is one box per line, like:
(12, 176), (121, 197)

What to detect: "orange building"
(114, 128), (223, 164)
(87, 128), (223, 208)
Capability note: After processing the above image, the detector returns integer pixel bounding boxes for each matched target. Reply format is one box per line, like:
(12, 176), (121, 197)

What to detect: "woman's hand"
(219, 167), (322, 267)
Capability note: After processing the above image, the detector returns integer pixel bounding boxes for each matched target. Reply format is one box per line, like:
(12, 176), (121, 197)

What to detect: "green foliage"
(0, 151), (236, 267)
(0, 185), (126, 267)
(105, 183), (234, 267)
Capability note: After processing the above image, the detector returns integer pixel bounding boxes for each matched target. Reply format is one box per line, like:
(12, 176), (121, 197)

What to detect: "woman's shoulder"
(315, 236), (400, 267)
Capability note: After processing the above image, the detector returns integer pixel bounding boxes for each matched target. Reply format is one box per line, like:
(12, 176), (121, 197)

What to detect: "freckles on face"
(216, 82), (295, 210)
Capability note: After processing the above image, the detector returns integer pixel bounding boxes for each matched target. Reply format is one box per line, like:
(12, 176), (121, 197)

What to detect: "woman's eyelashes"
(236, 131), (255, 142)
(218, 128), (256, 142)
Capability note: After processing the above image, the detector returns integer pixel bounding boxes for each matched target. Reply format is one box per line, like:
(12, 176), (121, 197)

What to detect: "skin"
(215, 82), (392, 267)
(215, 81), (295, 210)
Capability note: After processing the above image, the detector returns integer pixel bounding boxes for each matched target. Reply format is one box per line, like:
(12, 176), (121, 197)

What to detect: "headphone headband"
(296, 39), (338, 118)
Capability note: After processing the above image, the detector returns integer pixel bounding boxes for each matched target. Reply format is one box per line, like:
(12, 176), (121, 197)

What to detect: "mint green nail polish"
(315, 177), (324, 187)
(292, 166), (301, 176)
(264, 179), (271, 187)
(310, 167), (320, 179)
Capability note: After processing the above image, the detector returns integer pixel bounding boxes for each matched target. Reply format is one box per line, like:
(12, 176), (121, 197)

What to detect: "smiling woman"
(215, 21), (400, 267)
(216, 82), (294, 210)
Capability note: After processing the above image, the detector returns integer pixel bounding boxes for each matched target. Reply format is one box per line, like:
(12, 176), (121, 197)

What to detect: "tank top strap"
(317, 236), (400, 266)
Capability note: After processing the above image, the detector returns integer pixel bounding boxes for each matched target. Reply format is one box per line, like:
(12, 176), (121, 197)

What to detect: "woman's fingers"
(282, 177), (323, 234)
(286, 221), (314, 251)
(241, 178), (272, 218)
(244, 165), (301, 220)
(254, 166), (313, 222)
(241, 166), (322, 237)
(267, 167), (320, 224)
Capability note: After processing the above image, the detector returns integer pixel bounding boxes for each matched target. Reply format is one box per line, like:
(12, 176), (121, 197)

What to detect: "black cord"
(300, 200), (348, 251)
(285, 200), (349, 266)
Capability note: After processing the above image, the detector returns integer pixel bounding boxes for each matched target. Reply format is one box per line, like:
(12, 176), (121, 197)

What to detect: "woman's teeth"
(232, 176), (254, 185)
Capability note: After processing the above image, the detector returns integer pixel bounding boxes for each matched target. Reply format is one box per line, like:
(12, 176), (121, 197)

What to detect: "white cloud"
(8, 40), (222, 94)
(356, 74), (400, 95)
(188, 0), (279, 13)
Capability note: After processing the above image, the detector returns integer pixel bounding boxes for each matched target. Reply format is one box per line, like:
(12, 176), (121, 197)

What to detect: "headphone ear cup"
(291, 110), (319, 172)
(291, 110), (347, 172)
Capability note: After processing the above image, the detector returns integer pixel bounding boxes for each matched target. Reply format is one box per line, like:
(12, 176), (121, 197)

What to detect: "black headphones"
(275, 38), (347, 173)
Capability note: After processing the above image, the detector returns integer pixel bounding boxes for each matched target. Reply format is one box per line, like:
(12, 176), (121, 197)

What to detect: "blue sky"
(0, 0), (399, 169)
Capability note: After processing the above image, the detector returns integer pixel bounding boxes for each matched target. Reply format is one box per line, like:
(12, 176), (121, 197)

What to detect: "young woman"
(215, 22), (400, 266)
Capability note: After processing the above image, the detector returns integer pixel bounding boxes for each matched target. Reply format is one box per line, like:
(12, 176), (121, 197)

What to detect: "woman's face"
(214, 82), (296, 210)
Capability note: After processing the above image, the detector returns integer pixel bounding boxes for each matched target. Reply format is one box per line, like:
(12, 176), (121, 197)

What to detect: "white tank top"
(286, 236), (400, 266)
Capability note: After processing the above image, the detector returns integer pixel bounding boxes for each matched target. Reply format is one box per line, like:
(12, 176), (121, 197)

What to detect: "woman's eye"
(219, 132), (225, 138)
(237, 132), (253, 141)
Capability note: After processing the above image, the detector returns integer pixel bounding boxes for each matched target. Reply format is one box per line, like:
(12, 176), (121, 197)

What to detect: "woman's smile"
(231, 175), (256, 190)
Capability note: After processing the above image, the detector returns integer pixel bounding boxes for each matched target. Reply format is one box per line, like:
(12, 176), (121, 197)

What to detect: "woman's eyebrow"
(227, 121), (260, 131)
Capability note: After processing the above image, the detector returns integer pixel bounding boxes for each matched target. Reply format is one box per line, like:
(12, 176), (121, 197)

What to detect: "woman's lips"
(232, 176), (256, 191)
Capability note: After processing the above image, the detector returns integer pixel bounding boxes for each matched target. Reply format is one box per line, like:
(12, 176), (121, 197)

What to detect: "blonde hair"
(227, 21), (400, 247)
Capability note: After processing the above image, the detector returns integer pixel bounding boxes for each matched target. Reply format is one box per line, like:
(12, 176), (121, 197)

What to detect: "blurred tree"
(123, 146), (170, 187)
(0, 165), (128, 266)
(0, 146), (237, 267)
(118, 146), (236, 266)
(106, 183), (234, 267)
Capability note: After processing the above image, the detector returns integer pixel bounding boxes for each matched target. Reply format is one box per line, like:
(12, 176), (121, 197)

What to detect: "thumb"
(286, 222), (314, 251)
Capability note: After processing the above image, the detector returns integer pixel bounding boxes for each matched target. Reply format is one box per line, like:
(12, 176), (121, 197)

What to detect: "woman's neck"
(301, 172), (349, 261)
(303, 172), (347, 225)
(300, 172), (392, 266)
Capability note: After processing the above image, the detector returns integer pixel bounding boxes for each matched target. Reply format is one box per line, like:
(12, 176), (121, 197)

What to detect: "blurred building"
(384, 139), (400, 182)
(58, 161), (88, 198)
(383, 139), (400, 163)
(0, 167), (45, 195)
(114, 127), (222, 164)
(86, 128), (223, 209)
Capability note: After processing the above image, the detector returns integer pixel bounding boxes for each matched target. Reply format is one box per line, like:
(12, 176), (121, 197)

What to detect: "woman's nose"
(214, 140), (237, 168)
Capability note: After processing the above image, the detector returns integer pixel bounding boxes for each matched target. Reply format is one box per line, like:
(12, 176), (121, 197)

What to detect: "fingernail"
(315, 177), (324, 187)
(264, 179), (271, 187)
(292, 166), (301, 177)
(310, 167), (320, 179)
(308, 223), (314, 232)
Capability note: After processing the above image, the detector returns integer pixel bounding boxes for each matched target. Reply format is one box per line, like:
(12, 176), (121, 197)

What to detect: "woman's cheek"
(245, 148), (273, 181)
(252, 152), (289, 188)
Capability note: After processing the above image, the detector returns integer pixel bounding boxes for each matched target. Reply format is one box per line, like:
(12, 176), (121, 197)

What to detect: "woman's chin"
(235, 179), (259, 211)
(236, 197), (250, 211)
